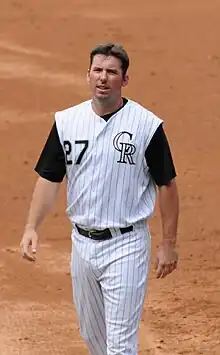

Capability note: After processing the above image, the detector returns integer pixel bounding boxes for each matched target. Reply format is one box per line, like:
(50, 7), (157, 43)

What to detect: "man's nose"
(100, 70), (107, 81)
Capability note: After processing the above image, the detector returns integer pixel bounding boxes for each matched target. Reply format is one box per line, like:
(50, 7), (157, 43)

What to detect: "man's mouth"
(97, 86), (109, 90)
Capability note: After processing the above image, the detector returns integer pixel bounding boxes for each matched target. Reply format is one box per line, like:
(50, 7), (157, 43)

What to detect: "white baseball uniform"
(55, 99), (162, 229)
(55, 99), (161, 355)
(35, 97), (176, 355)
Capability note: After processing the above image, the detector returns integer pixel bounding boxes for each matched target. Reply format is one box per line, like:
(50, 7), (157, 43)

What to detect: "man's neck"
(91, 97), (123, 116)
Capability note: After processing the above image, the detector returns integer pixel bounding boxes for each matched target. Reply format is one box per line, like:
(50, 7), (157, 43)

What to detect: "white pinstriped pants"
(70, 224), (151, 355)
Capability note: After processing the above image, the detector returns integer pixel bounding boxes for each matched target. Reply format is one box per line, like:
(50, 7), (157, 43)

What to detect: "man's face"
(87, 54), (128, 101)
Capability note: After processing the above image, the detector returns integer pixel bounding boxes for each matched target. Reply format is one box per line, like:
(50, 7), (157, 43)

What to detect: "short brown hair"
(89, 43), (130, 77)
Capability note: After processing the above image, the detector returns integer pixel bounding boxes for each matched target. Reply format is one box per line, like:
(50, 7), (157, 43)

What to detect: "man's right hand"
(20, 228), (39, 262)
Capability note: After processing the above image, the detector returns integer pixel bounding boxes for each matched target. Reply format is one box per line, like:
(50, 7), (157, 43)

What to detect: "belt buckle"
(88, 229), (98, 238)
(88, 230), (93, 238)
(89, 229), (105, 239)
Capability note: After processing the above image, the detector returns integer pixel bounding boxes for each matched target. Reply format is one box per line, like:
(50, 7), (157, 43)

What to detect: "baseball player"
(20, 43), (179, 355)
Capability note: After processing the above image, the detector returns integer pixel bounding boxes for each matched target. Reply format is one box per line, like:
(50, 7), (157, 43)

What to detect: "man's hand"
(20, 228), (39, 262)
(155, 244), (178, 278)
(19, 177), (61, 262)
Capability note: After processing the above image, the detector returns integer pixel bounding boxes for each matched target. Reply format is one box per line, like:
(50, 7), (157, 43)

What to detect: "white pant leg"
(71, 243), (107, 355)
(100, 229), (150, 355)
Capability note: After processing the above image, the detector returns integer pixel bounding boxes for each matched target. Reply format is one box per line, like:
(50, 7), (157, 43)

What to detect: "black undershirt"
(35, 99), (176, 186)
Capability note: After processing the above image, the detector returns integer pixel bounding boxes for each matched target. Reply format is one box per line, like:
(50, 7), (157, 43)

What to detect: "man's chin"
(95, 93), (111, 101)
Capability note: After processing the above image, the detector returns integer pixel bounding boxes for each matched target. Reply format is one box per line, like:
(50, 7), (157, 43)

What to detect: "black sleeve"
(34, 122), (66, 182)
(145, 123), (177, 186)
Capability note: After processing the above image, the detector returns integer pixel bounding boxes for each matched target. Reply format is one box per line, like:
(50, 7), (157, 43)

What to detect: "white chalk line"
(0, 37), (53, 58)
(0, 59), (86, 87)
(0, 37), (87, 88)
(0, 108), (52, 125)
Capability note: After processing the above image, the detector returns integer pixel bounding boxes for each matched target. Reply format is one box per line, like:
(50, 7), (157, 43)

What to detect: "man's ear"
(87, 69), (90, 84)
(122, 74), (129, 87)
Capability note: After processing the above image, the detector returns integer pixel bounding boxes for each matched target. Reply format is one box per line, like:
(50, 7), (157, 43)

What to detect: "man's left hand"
(155, 244), (178, 279)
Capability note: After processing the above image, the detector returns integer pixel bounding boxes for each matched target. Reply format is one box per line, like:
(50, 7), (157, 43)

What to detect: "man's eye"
(94, 68), (102, 72)
(108, 70), (117, 74)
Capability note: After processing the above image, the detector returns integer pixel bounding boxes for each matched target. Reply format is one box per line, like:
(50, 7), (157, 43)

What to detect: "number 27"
(64, 140), (88, 165)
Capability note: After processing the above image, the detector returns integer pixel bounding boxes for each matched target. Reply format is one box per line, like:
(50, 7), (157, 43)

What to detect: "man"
(20, 43), (179, 355)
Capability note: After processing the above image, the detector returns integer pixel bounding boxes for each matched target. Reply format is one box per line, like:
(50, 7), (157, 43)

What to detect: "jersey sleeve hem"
(155, 172), (177, 186)
(34, 167), (64, 183)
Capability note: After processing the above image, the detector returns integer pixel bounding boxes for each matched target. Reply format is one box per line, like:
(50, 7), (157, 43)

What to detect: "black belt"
(75, 224), (133, 241)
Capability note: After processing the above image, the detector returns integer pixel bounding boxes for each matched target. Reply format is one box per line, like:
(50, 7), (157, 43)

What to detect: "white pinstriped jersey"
(55, 99), (162, 230)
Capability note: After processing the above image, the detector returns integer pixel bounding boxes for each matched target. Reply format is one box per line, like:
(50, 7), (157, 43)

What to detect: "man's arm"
(25, 177), (61, 231)
(145, 123), (179, 278)
(158, 178), (179, 247)
(20, 177), (61, 261)
(20, 122), (66, 261)
(155, 178), (179, 278)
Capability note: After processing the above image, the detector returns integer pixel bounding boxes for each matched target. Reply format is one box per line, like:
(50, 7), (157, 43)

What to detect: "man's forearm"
(158, 179), (179, 247)
(25, 177), (61, 231)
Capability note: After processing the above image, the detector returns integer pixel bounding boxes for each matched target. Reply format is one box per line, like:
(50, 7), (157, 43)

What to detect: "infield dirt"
(0, 1), (220, 354)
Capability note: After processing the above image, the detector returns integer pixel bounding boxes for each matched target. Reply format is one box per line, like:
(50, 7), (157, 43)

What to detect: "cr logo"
(113, 131), (136, 165)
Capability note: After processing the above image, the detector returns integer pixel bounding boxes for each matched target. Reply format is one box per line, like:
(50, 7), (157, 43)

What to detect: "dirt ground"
(0, 1), (220, 354)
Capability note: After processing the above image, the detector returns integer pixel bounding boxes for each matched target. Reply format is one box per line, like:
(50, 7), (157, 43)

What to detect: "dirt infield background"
(0, 1), (220, 354)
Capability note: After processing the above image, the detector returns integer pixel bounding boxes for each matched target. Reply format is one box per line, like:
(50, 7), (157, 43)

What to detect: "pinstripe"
(71, 226), (150, 355)
(116, 105), (134, 225)
(93, 121), (111, 227)
(85, 275), (106, 341)
(55, 99), (162, 229)
(125, 107), (146, 223)
(135, 112), (157, 218)
(56, 98), (162, 355)
(105, 114), (123, 227)
(71, 242), (107, 355)
(71, 247), (98, 354)
(98, 112), (121, 227)
(79, 108), (96, 220)
(128, 163), (144, 222)
(96, 228), (150, 354)
(107, 231), (118, 351)
(112, 107), (133, 225)
(134, 112), (153, 217)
